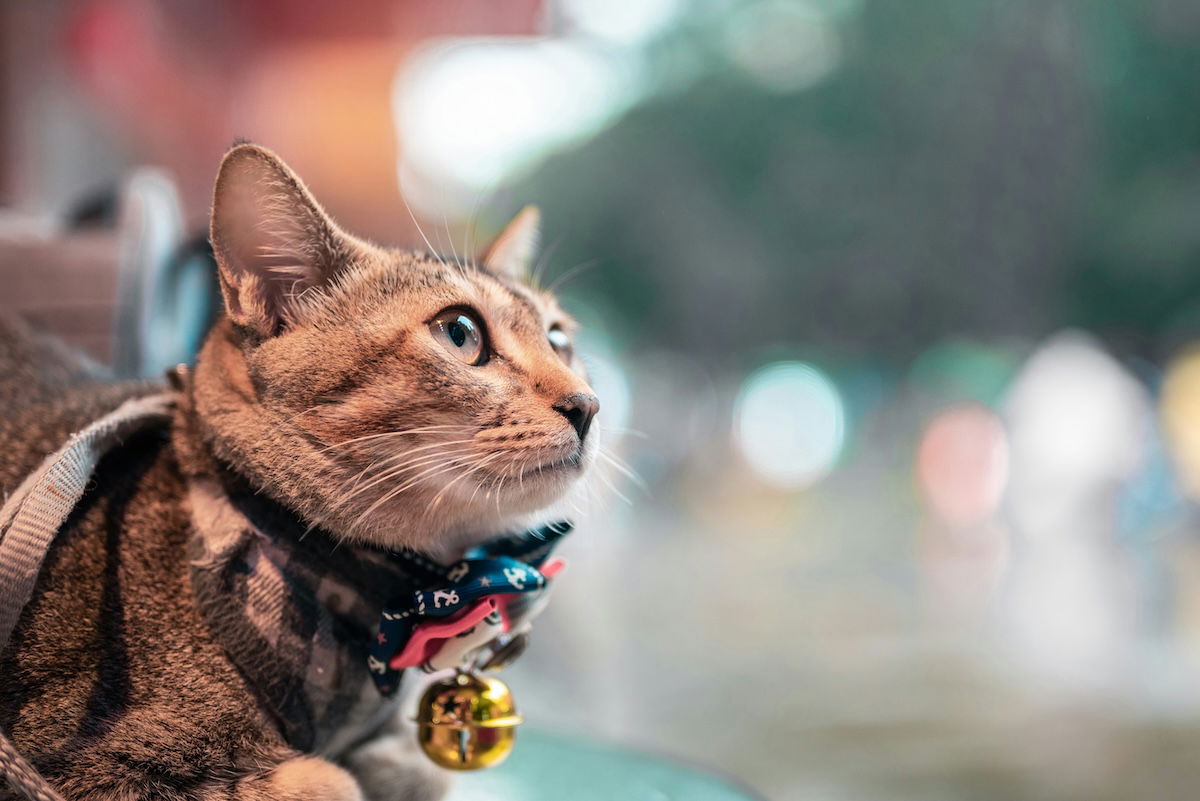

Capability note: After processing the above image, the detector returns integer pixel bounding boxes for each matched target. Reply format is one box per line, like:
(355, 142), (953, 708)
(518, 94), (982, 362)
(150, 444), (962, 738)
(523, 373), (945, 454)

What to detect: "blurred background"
(6, 0), (1200, 798)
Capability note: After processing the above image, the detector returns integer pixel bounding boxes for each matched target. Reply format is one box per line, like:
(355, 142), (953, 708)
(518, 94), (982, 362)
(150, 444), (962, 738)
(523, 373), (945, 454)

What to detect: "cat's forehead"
(353, 249), (573, 331)
(412, 253), (566, 326)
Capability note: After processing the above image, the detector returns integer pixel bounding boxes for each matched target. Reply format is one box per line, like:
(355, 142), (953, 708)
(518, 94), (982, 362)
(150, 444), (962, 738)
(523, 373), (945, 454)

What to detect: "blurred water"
(504, 338), (1200, 801)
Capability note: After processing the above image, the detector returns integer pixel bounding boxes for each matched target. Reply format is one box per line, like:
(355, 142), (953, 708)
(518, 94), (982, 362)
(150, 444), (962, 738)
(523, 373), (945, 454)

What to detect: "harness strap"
(0, 392), (176, 801)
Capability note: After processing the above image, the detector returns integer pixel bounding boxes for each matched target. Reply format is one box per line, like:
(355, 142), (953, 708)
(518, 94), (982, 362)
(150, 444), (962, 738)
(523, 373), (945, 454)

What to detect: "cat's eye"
(548, 326), (573, 363)
(430, 309), (487, 365)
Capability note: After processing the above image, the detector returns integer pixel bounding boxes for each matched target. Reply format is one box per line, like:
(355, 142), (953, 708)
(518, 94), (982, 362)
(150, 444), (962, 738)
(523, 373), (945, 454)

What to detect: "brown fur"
(0, 145), (599, 799)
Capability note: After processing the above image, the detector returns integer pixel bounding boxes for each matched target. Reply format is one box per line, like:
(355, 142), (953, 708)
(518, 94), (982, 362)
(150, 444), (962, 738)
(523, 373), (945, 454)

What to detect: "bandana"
(368, 521), (569, 695)
(186, 475), (568, 751)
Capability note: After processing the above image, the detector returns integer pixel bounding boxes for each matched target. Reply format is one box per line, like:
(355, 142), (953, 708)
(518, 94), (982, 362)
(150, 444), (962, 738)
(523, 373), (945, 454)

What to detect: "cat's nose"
(554, 393), (600, 443)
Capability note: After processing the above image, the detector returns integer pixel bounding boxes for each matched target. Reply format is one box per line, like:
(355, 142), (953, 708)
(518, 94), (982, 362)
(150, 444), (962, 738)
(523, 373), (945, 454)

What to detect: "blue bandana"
(368, 521), (571, 696)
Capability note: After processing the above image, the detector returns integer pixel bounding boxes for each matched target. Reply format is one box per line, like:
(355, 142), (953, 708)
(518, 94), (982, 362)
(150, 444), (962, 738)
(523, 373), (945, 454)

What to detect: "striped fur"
(0, 145), (598, 799)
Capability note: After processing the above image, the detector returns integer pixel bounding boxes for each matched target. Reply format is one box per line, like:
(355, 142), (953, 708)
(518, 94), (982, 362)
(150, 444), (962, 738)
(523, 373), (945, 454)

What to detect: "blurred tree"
(517, 0), (1200, 367)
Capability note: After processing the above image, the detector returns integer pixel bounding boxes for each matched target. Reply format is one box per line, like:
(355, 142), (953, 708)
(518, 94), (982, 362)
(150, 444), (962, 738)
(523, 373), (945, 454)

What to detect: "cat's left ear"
(210, 144), (351, 338)
(480, 205), (540, 281)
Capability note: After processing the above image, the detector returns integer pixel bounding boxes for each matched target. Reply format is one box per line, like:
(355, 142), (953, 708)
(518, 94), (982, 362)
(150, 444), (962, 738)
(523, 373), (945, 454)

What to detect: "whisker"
(282, 405), (325, 426)
(356, 437), (477, 465)
(364, 450), (503, 527)
(340, 450), (465, 503)
(398, 182), (448, 267)
(602, 426), (649, 440)
(336, 444), (478, 505)
(594, 462), (633, 506)
(340, 439), (480, 491)
(430, 452), (504, 509)
(331, 442), (476, 504)
(529, 234), (565, 290)
(467, 460), (494, 506)
(463, 189), (487, 269)
(387, 453), (483, 497)
(351, 455), (476, 527)
(317, 425), (474, 454)
(442, 213), (465, 275)
(598, 449), (647, 491)
(546, 258), (600, 294)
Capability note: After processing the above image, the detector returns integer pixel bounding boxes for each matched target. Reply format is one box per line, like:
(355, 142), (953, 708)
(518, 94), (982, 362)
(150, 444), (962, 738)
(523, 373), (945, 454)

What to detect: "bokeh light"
(908, 340), (1020, 406)
(916, 403), (1009, 528)
(733, 361), (846, 489)
(1161, 345), (1200, 500)
(395, 38), (628, 198)
(1002, 332), (1149, 687)
(560, 0), (683, 45)
(722, 0), (843, 93)
(1004, 331), (1148, 495)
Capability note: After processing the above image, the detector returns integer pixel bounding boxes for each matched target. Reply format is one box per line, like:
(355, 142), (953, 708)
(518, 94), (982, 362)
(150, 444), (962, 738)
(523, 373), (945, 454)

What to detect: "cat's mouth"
(519, 449), (585, 477)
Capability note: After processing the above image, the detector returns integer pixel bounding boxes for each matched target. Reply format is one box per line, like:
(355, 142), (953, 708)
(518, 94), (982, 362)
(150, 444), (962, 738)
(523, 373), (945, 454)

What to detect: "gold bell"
(415, 670), (523, 770)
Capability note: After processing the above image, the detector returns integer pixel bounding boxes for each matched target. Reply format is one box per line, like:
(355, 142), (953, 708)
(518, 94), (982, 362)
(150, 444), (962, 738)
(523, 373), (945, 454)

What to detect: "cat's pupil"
(430, 309), (485, 365)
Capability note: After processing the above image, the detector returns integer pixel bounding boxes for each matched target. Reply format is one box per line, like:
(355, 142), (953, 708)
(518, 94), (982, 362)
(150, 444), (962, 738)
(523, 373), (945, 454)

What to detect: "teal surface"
(444, 729), (758, 801)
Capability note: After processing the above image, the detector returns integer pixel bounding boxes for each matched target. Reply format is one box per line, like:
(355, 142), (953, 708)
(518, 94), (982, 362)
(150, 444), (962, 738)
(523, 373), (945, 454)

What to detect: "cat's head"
(191, 144), (599, 556)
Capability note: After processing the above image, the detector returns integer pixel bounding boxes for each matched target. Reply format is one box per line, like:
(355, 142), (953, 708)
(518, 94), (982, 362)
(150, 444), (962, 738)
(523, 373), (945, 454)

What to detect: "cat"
(0, 144), (600, 800)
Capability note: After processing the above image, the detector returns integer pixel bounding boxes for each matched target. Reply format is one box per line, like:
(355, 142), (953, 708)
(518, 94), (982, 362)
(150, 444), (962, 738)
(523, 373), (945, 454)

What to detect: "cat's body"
(0, 146), (598, 800)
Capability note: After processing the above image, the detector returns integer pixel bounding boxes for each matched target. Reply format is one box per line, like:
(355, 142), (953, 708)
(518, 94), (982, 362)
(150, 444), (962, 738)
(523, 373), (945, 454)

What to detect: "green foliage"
(517, 0), (1200, 366)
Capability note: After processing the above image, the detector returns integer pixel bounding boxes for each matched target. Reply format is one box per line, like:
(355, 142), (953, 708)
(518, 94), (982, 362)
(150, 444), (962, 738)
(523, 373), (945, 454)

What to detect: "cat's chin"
(335, 454), (592, 559)
(427, 449), (594, 557)
(512, 451), (588, 481)
(502, 440), (596, 502)
(456, 460), (585, 530)
(314, 430), (599, 558)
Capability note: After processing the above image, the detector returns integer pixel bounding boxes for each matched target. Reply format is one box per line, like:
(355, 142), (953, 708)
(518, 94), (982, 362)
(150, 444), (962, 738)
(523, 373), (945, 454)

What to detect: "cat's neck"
(183, 455), (417, 751)
(177, 320), (367, 545)
(175, 319), (479, 562)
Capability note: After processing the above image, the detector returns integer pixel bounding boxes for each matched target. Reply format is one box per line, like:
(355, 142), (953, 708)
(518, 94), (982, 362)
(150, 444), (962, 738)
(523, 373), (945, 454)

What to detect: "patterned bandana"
(368, 521), (569, 696)
(186, 475), (569, 751)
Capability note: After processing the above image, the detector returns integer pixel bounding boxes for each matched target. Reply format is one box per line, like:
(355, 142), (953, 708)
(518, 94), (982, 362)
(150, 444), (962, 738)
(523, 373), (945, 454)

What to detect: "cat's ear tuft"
(210, 144), (348, 337)
(480, 205), (541, 281)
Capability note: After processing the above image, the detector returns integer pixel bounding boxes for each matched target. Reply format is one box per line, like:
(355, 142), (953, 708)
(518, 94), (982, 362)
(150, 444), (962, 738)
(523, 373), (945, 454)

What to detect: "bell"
(415, 670), (523, 770)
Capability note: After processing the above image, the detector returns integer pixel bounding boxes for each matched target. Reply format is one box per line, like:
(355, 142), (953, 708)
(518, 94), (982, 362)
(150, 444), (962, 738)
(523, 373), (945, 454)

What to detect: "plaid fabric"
(186, 475), (568, 751)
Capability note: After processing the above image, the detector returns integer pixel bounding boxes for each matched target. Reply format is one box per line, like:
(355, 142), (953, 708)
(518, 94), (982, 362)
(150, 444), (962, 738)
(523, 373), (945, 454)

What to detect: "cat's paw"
(342, 734), (451, 801)
(257, 756), (365, 801)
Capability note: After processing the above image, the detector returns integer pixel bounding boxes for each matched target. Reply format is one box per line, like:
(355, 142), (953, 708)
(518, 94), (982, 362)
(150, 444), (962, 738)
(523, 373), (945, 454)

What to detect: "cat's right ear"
(210, 144), (348, 338)
(481, 205), (541, 281)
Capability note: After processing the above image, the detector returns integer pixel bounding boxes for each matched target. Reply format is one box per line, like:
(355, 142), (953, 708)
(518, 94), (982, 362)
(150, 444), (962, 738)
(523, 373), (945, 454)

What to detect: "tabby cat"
(0, 144), (600, 800)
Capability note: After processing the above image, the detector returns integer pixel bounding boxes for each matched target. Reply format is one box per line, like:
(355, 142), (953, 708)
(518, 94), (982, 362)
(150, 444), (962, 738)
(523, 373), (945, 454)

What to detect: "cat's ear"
(210, 144), (349, 337)
(480, 205), (540, 281)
